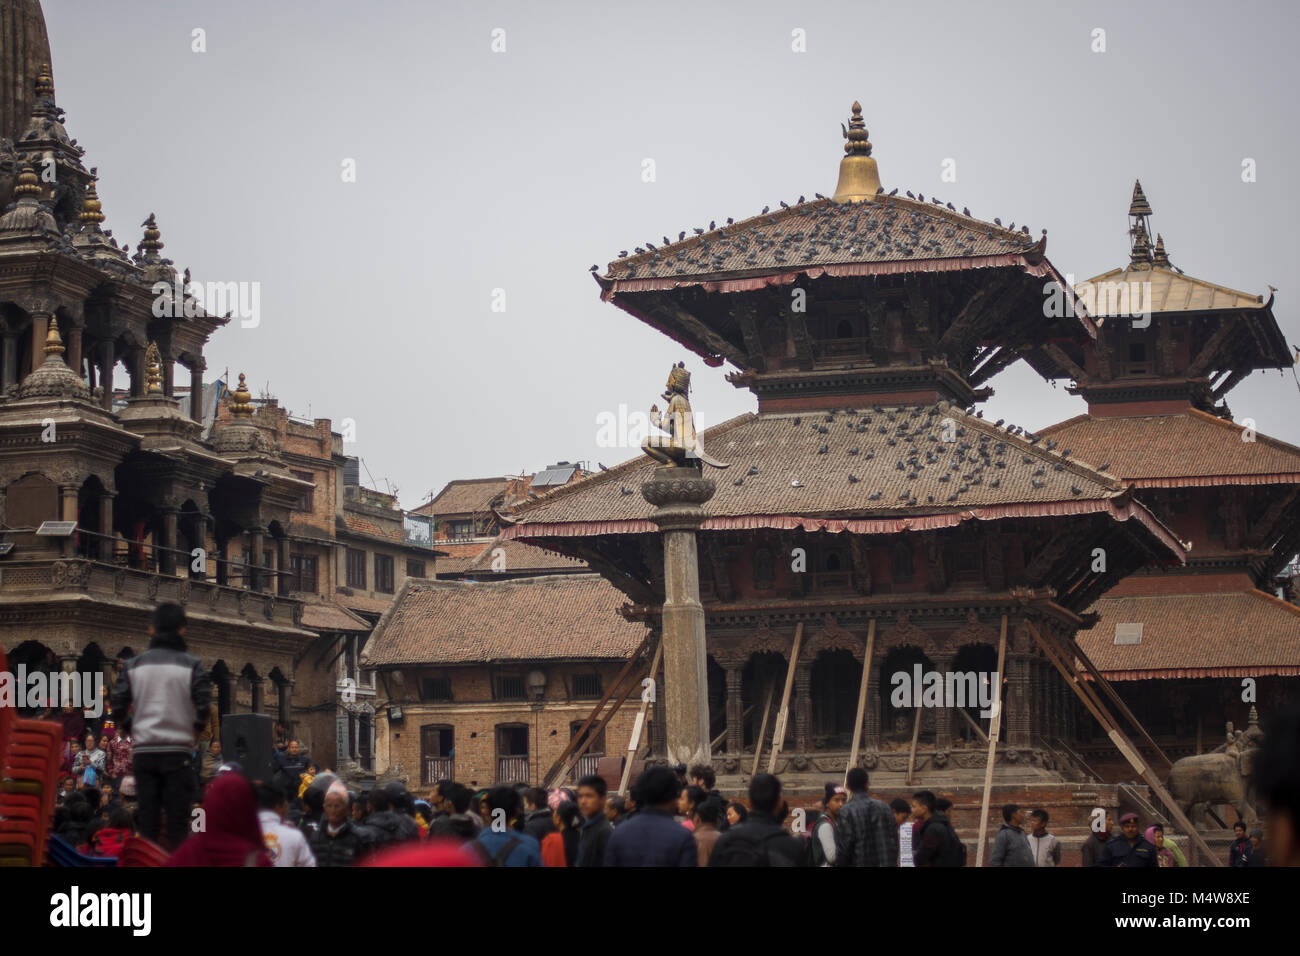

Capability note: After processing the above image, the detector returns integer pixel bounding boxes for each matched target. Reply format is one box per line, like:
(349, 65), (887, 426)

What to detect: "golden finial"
(140, 213), (163, 254)
(144, 342), (163, 394)
(832, 101), (882, 203)
(230, 373), (253, 418)
(1151, 233), (1170, 267)
(43, 315), (65, 358)
(80, 180), (105, 224)
(1129, 180), (1153, 218)
(35, 63), (54, 99)
(13, 163), (41, 199)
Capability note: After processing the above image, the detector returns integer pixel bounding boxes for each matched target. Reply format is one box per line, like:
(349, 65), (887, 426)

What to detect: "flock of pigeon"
(613, 403), (1111, 511)
(593, 192), (1043, 280)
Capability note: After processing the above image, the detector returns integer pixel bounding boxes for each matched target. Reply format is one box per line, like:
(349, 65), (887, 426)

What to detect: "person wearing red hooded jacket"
(164, 771), (272, 867)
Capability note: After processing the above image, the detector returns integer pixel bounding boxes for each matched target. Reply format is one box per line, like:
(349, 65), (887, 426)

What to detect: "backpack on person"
(471, 836), (522, 867)
(809, 816), (833, 866)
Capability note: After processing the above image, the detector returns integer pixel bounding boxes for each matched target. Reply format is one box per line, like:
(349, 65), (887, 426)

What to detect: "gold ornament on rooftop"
(80, 180), (105, 224)
(140, 213), (163, 254)
(35, 62), (54, 99)
(230, 373), (253, 418)
(144, 342), (163, 394)
(43, 315), (64, 357)
(13, 163), (41, 198)
(832, 101), (882, 204)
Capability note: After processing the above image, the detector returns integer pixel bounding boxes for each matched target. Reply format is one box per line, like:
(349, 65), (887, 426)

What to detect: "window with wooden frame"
(346, 548), (366, 588)
(375, 553), (395, 593)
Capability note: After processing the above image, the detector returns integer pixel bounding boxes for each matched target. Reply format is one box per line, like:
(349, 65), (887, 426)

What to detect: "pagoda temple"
(1034, 182), (1300, 766)
(501, 104), (1187, 797)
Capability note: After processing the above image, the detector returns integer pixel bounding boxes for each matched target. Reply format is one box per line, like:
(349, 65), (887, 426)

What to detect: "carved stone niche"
(802, 613), (865, 662)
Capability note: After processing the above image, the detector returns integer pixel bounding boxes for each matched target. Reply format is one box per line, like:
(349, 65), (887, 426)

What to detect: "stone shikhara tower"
(503, 104), (1191, 792)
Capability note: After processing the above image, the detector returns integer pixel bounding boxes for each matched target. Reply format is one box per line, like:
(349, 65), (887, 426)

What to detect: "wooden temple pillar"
(723, 662), (743, 754)
(794, 662), (812, 753)
(98, 492), (115, 561)
(864, 652), (882, 751)
(1007, 652), (1032, 748)
(933, 651), (954, 752)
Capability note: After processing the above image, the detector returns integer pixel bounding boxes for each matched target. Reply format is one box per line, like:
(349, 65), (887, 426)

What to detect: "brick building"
(363, 572), (646, 792)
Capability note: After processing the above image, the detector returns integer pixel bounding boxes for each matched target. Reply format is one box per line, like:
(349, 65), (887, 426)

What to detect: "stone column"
(100, 340), (114, 410)
(248, 529), (264, 591)
(1, 330), (16, 388)
(250, 677), (265, 714)
(277, 536), (291, 596)
(723, 662), (743, 755)
(933, 652), (954, 752)
(189, 360), (206, 421)
(29, 312), (48, 376)
(98, 492), (115, 562)
(59, 484), (78, 522)
(66, 326), (82, 376)
(794, 662), (812, 753)
(160, 509), (178, 575)
(641, 466), (714, 768)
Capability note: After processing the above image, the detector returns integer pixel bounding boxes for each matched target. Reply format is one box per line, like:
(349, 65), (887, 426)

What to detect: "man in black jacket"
(110, 603), (210, 848)
(311, 783), (367, 866)
(709, 774), (809, 867)
(576, 774), (612, 867)
(912, 790), (962, 867)
(1098, 812), (1158, 867)
(360, 782), (420, 854)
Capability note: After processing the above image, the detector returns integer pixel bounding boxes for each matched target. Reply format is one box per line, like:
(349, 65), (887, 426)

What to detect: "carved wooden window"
(891, 542), (915, 584)
(346, 548), (367, 588)
(375, 553), (395, 593)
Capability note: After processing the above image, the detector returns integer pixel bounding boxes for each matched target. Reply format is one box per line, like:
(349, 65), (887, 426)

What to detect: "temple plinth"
(642, 465), (715, 767)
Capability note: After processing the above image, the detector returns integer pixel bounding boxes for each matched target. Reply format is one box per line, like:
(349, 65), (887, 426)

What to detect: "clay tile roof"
(1079, 265), (1265, 315)
(464, 537), (586, 573)
(1080, 589), (1300, 679)
(1041, 410), (1300, 486)
(363, 575), (646, 666)
(506, 404), (1130, 527)
(414, 477), (512, 517)
(603, 195), (1040, 284)
(299, 600), (372, 633)
(341, 512), (404, 541)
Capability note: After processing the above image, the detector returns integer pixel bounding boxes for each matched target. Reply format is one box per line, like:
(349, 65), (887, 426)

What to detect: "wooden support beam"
(788, 307), (815, 370)
(652, 294), (748, 367)
(904, 705), (922, 786)
(844, 619), (876, 785)
(767, 622), (805, 773)
(750, 679), (777, 777)
(1023, 620), (1222, 866)
(957, 704), (989, 744)
(975, 615), (1008, 867)
(734, 300), (766, 372)
(1069, 636), (1174, 770)
(1040, 342), (1088, 383)
(1187, 320), (1237, 378)
(542, 631), (652, 787)
(616, 637), (666, 796)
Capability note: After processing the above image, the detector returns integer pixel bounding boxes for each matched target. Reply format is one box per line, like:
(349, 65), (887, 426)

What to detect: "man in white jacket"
(1027, 808), (1061, 867)
(257, 782), (317, 867)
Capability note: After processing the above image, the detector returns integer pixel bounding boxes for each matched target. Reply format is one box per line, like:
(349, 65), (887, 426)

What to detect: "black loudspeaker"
(220, 713), (276, 783)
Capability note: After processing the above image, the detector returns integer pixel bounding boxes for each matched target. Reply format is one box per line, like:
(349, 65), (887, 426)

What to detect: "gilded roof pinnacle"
(1129, 180), (1153, 218)
(79, 180), (105, 224)
(1151, 233), (1170, 267)
(230, 373), (253, 418)
(144, 342), (163, 394)
(35, 63), (54, 100)
(140, 213), (163, 254)
(43, 315), (64, 357)
(832, 101), (882, 203)
(13, 162), (41, 198)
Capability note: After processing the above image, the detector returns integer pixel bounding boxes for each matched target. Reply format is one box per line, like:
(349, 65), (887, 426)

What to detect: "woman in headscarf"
(165, 773), (272, 867)
(1145, 824), (1187, 867)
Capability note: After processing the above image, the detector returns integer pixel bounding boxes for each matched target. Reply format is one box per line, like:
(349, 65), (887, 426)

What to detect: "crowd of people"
(43, 603), (1300, 868)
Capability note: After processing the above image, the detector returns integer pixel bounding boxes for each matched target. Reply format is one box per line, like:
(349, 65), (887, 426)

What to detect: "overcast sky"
(42, 0), (1300, 507)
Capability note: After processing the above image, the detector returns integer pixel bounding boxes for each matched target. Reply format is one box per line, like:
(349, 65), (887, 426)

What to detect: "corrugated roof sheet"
(1080, 265), (1265, 316)
(363, 574), (645, 666)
